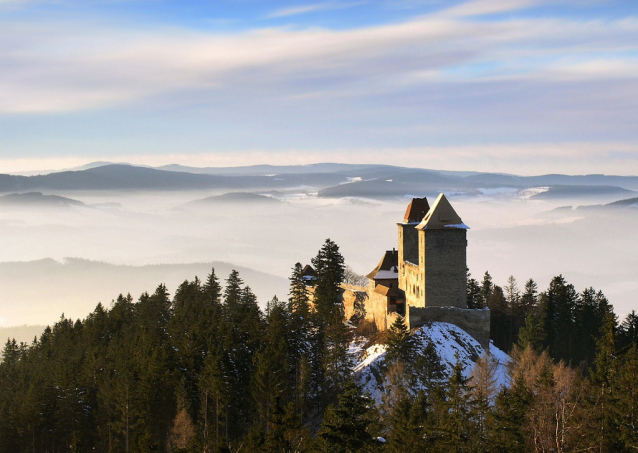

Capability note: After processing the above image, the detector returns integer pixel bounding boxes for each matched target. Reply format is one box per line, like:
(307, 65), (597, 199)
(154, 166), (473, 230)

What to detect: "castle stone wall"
(341, 284), (370, 321)
(402, 261), (424, 308)
(341, 284), (400, 331)
(398, 224), (419, 271)
(423, 229), (467, 308)
(407, 306), (490, 348)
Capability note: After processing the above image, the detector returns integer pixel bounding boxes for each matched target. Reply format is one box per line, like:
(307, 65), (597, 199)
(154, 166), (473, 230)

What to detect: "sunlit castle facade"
(348, 193), (490, 347)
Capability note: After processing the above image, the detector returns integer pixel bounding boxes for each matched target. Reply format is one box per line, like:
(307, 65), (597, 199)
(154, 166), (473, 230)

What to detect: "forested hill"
(3, 163), (638, 195)
(1, 240), (638, 452)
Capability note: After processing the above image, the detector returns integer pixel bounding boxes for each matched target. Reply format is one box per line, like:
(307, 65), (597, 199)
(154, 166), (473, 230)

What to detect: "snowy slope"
(352, 322), (511, 405)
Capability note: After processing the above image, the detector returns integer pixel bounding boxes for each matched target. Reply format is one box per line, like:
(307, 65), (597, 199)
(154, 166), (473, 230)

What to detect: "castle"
(341, 193), (491, 347)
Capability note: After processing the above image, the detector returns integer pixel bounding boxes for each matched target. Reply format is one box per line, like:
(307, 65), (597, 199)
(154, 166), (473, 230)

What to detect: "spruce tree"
(385, 392), (431, 452)
(488, 377), (533, 453)
(520, 279), (538, 313)
(311, 238), (346, 325)
(318, 377), (379, 452)
(466, 268), (482, 309)
(612, 345), (638, 450)
(618, 311), (638, 351)
(385, 316), (413, 368)
(488, 286), (509, 351)
(517, 312), (546, 352)
(480, 271), (493, 309)
(587, 313), (619, 451)
(412, 340), (445, 391)
(432, 355), (474, 450)
(542, 275), (579, 362)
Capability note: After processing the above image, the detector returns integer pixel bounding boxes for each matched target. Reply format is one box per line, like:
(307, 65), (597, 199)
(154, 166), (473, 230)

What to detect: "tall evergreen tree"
(618, 310), (638, 351)
(466, 268), (483, 309)
(435, 356), (475, 450)
(488, 377), (533, 453)
(385, 316), (414, 368)
(311, 239), (346, 325)
(488, 285), (509, 351)
(612, 345), (638, 450)
(318, 378), (379, 452)
(542, 275), (579, 363)
(480, 271), (493, 309)
(586, 312), (619, 451)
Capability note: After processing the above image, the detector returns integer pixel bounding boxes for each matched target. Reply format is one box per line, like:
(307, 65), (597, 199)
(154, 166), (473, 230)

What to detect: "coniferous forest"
(1, 239), (638, 452)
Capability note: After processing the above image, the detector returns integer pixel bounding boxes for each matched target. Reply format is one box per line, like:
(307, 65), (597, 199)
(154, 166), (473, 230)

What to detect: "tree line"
(0, 240), (637, 452)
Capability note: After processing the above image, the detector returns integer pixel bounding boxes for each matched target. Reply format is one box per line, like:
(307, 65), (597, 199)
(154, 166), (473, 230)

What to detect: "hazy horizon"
(0, 185), (636, 331)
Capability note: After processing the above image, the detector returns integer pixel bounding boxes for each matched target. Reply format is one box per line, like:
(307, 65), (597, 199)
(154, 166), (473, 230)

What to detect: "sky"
(1, 0), (637, 175)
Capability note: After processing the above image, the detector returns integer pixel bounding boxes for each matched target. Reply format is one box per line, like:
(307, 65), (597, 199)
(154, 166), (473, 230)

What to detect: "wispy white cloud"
(1, 8), (636, 114)
(440, 0), (545, 17)
(265, 2), (363, 19)
(266, 4), (326, 18)
(0, 0), (637, 175)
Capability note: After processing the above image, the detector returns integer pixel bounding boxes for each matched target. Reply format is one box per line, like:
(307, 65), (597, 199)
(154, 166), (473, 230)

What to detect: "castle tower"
(397, 197), (429, 302)
(415, 194), (468, 308)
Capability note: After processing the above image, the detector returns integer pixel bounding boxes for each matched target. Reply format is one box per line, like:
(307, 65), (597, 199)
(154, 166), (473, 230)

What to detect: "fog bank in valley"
(0, 189), (636, 338)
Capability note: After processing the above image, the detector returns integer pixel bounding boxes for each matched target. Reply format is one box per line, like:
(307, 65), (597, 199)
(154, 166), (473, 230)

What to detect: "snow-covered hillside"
(351, 322), (511, 404)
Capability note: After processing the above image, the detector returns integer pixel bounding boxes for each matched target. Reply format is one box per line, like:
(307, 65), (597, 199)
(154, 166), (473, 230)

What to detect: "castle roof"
(301, 264), (317, 285)
(366, 249), (399, 280)
(416, 193), (469, 230)
(403, 197), (431, 224)
(373, 284), (404, 298)
(301, 264), (316, 277)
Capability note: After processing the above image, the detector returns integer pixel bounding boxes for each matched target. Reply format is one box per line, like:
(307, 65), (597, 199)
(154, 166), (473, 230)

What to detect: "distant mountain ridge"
(184, 192), (281, 207)
(0, 192), (84, 207)
(1, 163), (637, 197)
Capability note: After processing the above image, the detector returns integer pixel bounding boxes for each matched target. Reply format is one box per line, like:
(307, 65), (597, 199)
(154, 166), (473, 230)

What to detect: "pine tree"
(434, 355), (474, 450)
(287, 263), (313, 420)
(318, 377), (379, 452)
(520, 279), (538, 313)
(385, 392), (431, 452)
(612, 344), (638, 450)
(586, 313), (619, 451)
(488, 285), (509, 351)
(311, 239), (346, 326)
(311, 239), (348, 407)
(546, 275), (579, 363)
(252, 296), (291, 431)
(200, 345), (230, 450)
(412, 340), (445, 391)
(322, 320), (351, 404)
(385, 316), (413, 368)
(466, 268), (483, 309)
(480, 271), (493, 309)
(574, 287), (613, 368)
(204, 267), (222, 307)
(488, 377), (532, 453)
(262, 396), (313, 453)
(618, 310), (638, 351)
(517, 311), (546, 352)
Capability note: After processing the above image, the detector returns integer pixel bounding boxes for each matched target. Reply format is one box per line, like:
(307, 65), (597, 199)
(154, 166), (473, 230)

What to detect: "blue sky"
(1, 0), (637, 174)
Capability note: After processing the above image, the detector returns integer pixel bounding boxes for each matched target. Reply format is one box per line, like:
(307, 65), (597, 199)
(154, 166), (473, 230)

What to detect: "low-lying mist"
(0, 189), (636, 337)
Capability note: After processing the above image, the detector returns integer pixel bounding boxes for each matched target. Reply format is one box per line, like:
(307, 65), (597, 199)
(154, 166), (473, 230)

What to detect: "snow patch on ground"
(351, 322), (511, 405)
